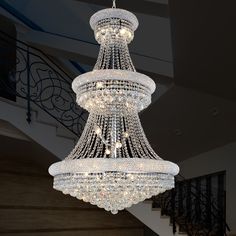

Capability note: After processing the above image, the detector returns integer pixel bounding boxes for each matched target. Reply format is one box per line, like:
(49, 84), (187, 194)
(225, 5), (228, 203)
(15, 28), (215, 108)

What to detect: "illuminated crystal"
(49, 5), (179, 214)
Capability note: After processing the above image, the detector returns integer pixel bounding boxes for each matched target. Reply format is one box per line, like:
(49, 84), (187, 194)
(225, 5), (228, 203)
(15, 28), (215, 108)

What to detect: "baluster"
(178, 181), (183, 217)
(26, 46), (31, 123)
(217, 172), (225, 235)
(206, 176), (212, 232)
(171, 188), (176, 234)
(186, 180), (191, 221)
(154, 172), (229, 235)
(195, 178), (201, 223)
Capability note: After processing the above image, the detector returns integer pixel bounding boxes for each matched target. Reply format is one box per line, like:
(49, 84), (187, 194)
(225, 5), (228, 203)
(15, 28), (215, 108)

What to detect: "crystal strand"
(81, 114), (97, 159)
(125, 115), (138, 158)
(66, 114), (93, 160)
(80, 114), (98, 159)
(88, 114), (103, 158)
(107, 115), (113, 157)
(124, 43), (135, 71)
(134, 113), (161, 160)
(94, 44), (105, 70)
(128, 114), (145, 158)
(106, 43), (112, 69)
(119, 38), (126, 69)
(103, 115), (109, 158)
(94, 115), (104, 158)
(112, 43), (115, 69)
(133, 113), (151, 159)
(121, 115), (130, 158)
(116, 115), (122, 158)
(111, 113), (117, 158)
(100, 44), (106, 69)
(115, 42), (120, 69)
(102, 37), (109, 69)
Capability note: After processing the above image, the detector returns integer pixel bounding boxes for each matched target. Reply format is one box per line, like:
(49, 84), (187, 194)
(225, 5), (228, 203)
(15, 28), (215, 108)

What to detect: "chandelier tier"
(49, 3), (179, 214)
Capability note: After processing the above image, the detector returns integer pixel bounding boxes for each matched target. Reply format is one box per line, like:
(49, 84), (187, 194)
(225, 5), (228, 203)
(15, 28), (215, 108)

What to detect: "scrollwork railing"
(153, 171), (230, 236)
(0, 30), (87, 136)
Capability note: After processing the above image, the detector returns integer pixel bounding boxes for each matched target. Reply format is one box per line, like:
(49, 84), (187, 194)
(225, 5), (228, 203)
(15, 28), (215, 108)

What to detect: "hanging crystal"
(49, 5), (179, 215)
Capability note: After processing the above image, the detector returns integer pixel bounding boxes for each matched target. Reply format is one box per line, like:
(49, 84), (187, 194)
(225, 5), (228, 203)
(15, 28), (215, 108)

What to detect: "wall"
(178, 142), (236, 235)
(0, 136), (145, 236)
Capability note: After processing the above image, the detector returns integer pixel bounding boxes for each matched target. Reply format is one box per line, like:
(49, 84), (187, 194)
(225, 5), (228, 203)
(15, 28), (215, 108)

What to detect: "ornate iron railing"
(0, 30), (87, 136)
(153, 171), (230, 236)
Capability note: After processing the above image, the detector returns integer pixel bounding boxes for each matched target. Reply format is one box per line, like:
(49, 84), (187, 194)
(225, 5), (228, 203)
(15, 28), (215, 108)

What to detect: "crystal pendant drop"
(49, 6), (179, 214)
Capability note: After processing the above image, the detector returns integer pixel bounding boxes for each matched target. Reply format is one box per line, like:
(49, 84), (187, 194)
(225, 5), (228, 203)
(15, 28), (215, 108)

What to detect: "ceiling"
(141, 0), (236, 161)
(141, 85), (236, 162)
(170, 0), (236, 101)
(75, 0), (169, 18)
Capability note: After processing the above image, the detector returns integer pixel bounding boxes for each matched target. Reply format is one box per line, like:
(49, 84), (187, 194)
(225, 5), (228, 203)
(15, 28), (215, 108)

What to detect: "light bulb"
(120, 28), (126, 35)
(105, 149), (111, 155)
(94, 126), (102, 135)
(96, 81), (104, 89)
(115, 142), (122, 148)
(123, 132), (129, 138)
(127, 31), (132, 39)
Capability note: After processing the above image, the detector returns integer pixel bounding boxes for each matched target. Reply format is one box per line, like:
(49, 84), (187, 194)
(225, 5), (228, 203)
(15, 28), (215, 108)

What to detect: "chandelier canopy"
(49, 2), (179, 214)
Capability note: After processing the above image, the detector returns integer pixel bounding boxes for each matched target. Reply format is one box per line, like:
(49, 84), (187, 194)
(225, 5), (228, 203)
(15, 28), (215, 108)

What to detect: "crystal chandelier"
(49, 0), (179, 214)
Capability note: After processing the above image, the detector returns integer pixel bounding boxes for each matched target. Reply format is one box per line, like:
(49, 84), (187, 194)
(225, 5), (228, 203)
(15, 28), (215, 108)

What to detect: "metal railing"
(0, 30), (87, 136)
(153, 171), (230, 236)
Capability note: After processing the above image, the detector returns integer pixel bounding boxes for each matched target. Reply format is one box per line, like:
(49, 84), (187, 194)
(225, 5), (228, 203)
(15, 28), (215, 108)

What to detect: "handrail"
(0, 30), (87, 136)
(0, 29), (74, 80)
